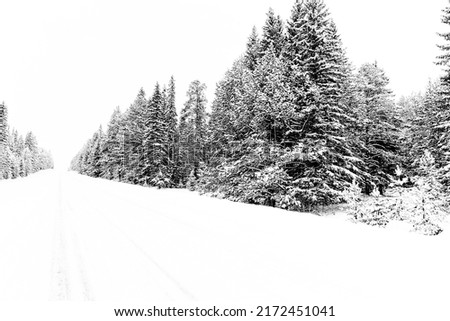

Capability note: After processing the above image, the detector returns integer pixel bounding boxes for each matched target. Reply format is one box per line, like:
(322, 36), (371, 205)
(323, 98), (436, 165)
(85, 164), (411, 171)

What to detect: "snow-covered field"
(0, 170), (449, 320)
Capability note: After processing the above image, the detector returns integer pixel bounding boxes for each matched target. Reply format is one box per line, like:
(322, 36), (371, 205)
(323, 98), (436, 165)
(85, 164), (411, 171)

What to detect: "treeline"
(0, 102), (54, 179)
(70, 76), (191, 188)
(71, 0), (450, 211)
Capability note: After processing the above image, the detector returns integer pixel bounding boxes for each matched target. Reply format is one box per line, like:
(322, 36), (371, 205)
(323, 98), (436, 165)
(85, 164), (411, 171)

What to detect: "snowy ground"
(0, 170), (449, 319)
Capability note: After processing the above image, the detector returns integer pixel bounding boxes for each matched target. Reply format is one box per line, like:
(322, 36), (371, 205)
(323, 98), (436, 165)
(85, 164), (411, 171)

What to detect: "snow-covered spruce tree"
(24, 132), (39, 174)
(6, 129), (18, 178)
(99, 107), (124, 180)
(143, 83), (169, 186)
(122, 88), (148, 184)
(397, 92), (425, 172)
(0, 105), (53, 179)
(0, 102), (8, 179)
(200, 46), (299, 207)
(164, 76), (180, 185)
(78, 138), (93, 175)
(209, 56), (258, 155)
(434, 2), (450, 184)
(252, 45), (296, 145)
(280, 0), (365, 208)
(353, 62), (401, 194)
(179, 80), (208, 186)
(244, 27), (262, 71)
(397, 80), (443, 175)
(86, 126), (105, 178)
(260, 8), (286, 57)
(71, 79), (179, 188)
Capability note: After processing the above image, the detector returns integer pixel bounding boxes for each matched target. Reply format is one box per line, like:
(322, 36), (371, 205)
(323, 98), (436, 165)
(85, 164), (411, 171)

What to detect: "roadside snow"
(0, 170), (449, 319)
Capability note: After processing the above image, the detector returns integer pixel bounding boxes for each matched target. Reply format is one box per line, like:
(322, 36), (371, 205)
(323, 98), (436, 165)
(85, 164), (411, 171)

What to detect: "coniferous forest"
(70, 0), (450, 235)
(0, 102), (53, 179)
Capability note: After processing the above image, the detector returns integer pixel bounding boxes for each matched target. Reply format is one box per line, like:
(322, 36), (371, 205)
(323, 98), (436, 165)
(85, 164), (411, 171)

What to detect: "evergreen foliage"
(69, 0), (449, 223)
(429, 2), (450, 186)
(71, 77), (184, 188)
(179, 80), (208, 185)
(0, 102), (53, 179)
(353, 62), (400, 194)
(261, 8), (285, 57)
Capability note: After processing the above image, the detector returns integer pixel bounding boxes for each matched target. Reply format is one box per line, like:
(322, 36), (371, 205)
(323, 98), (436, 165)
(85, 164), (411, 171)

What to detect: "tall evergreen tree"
(24, 132), (38, 173)
(143, 83), (168, 185)
(433, 3), (450, 178)
(280, 0), (364, 206)
(354, 62), (400, 193)
(397, 91), (425, 171)
(0, 102), (7, 146)
(260, 8), (285, 57)
(179, 80), (208, 183)
(0, 104), (52, 179)
(244, 27), (262, 71)
(100, 107), (124, 180)
(165, 76), (180, 184)
(165, 78), (178, 159)
(122, 88), (147, 183)
(437, 3), (450, 107)
(0, 102), (8, 179)
(87, 126), (105, 177)
(253, 45), (295, 144)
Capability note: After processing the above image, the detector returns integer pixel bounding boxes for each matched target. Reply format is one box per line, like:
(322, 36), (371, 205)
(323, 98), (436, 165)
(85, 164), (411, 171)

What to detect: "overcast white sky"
(0, 0), (447, 168)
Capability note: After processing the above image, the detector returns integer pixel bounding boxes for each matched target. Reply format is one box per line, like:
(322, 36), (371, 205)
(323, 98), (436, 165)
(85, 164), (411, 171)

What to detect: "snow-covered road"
(0, 170), (449, 318)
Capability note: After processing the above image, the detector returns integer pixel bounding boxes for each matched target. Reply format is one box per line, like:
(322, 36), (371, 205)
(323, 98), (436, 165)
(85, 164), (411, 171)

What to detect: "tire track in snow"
(50, 173), (94, 300)
(65, 199), (94, 301)
(70, 186), (195, 300)
(49, 175), (70, 300)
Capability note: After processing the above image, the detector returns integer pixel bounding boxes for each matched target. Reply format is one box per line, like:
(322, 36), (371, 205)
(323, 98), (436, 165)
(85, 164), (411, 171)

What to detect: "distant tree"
(0, 107), (53, 179)
(0, 102), (8, 179)
(0, 102), (7, 146)
(86, 126), (104, 177)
